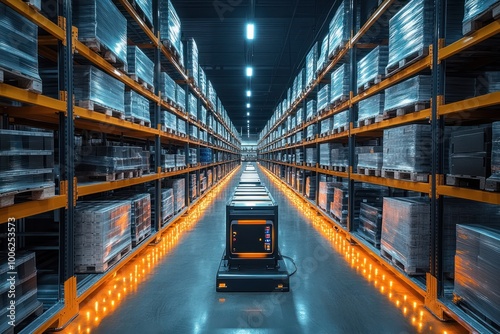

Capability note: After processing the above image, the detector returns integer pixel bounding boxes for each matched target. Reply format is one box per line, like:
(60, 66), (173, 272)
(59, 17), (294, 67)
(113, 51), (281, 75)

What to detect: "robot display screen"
(230, 221), (273, 256)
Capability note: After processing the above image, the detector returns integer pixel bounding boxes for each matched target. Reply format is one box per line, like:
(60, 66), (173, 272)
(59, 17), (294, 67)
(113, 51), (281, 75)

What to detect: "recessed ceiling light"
(246, 103), (251, 108)
(247, 112), (250, 116)
(246, 23), (255, 40)
(246, 90), (252, 97)
(246, 67), (253, 77)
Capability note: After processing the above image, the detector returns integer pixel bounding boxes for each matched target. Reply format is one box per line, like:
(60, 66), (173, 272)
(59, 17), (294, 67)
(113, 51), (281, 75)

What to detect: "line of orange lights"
(65, 167), (238, 334)
(261, 167), (455, 334)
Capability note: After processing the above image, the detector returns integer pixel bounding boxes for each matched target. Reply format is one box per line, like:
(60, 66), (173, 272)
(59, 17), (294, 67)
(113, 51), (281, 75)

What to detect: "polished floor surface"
(65, 164), (467, 334)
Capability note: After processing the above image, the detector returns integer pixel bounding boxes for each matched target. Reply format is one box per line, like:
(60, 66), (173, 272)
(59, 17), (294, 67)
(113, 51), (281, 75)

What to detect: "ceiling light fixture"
(246, 90), (252, 97)
(246, 67), (253, 77)
(246, 103), (250, 108)
(246, 23), (255, 40)
(247, 112), (250, 116)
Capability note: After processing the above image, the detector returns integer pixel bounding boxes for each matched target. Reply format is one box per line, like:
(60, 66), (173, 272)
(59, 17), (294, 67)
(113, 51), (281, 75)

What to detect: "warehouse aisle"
(65, 164), (466, 334)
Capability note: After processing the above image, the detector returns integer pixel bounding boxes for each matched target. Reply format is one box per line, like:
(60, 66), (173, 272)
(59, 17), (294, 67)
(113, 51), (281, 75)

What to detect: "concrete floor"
(66, 163), (467, 334)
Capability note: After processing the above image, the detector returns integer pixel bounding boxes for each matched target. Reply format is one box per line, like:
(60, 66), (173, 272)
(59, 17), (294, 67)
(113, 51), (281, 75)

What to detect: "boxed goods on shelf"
(160, 0), (182, 61)
(320, 118), (332, 135)
(0, 251), (42, 333)
(133, 0), (153, 26)
(176, 152), (186, 168)
(305, 42), (318, 87)
(176, 85), (186, 111)
(160, 72), (176, 103)
(0, 129), (54, 206)
(357, 202), (383, 248)
(356, 146), (384, 171)
(449, 124), (492, 177)
(357, 46), (388, 91)
(177, 118), (187, 135)
(386, 0), (433, 75)
(306, 148), (317, 165)
(127, 46), (154, 89)
(328, 0), (350, 57)
(73, 0), (128, 71)
(125, 90), (151, 125)
(296, 149), (304, 164)
(319, 143), (331, 166)
(330, 64), (350, 105)
(188, 148), (197, 165)
(382, 124), (432, 174)
(486, 122), (500, 190)
(198, 67), (207, 97)
(317, 34), (330, 73)
(74, 65), (125, 114)
(74, 201), (132, 273)
(208, 81), (217, 108)
(199, 106), (207, 125)
(306, 100), (317, 120)
(162, 153), (176, 169)
(318, 181), (336, 211)
(296, 108), (304, 126)
(0, 3), (42, 92)
(186, 38), (199, 85)
(358, 94), (384, 124)
(162, 110), (177, 132)
(148, 187), (174, 225)
(189, 173), (197, 200)
(188, 93), (198, 119)
(305, 175), (317, 199)
(331, 146), (349, 168)
(307, 124), (317, 140)
(384, 75), (431, 113)
(166, 178), (186, 213)
(333, 110), (349, 132)
(463, 0), (500, 34)
(189, 125), (198, 139)
(200, 148), (213, 164)
(381, 197), (430, 274)
(454, 224), (500, 325)
(105, 193), (152, 246)
(207, 170), (213, 187)
(317, 84), (330, 112)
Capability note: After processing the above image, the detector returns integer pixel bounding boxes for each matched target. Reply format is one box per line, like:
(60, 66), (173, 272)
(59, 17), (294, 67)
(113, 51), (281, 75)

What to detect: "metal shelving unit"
(257, 0), (500, 332)
(0, 0), (240, 332)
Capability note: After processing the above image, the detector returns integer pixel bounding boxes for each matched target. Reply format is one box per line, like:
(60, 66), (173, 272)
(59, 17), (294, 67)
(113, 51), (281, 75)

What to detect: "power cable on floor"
(282, 255), (297, 277)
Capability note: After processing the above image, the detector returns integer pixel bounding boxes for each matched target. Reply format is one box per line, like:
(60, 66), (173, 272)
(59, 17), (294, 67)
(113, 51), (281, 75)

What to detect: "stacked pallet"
(463, 0), (500, 34)
(306, 100), (317, 121)
(74, 201), (132, 273)
(148, 187), (174, 225)
(177, 118), (187, 135)
(331, 146), (348, 169)
(333, 110), (349, 133)
(306, 124), (317, 140)
(159, 0), (183, 64)
(0, 129), (55, 207)
(175, 152), (186, 168)
(356, 146), (383, 174)
(189, 173), (197, 200)
(160, 72), (176, 103)
(317, 85), (330, 112)
(200, 148), (213, 164)
(189, 124), (198, 140)
(319, 143), (332, 166)
(317, 34), (330, 73)
(186, 38), (199, 86)
(305, 175), (316, 199)
(486, 121), (500, 191)
(305, 147), (317, 166)
(328, 0), (350, 57)
(305, 42), (318, 87)
(198, 106), (207, 125)
(166, 178), (186, 213)
(207, 170), (213, 187)
(127, 46), (154, 90)
(188, 93), (198, 120)
(357, 202), (383, 248)
(125, 90), (151, 125)
(330, 64), (350, 106)
(198, 67), (207, 97)
(357, 46), (388, 92)
(176, 85), (186, 111)
(188, 148), (197, 165)
(133, 0), (153, 26)
(162, 110), (177, 132)
(320, 117), (332, 136)
(358, 94), (384, 125)
(318, 181), (336, 211)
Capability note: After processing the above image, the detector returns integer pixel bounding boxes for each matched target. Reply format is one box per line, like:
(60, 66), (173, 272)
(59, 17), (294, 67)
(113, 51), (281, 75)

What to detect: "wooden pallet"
(76, 244), (132, 273)
(357, 74), (384, 94)
(130, 74), (154, 92)
(331, 95), (349, 108)
(0, 67), (42, 94)
(81, 38), (127, 72)
(381, 169), (429, 182)
(125, 116), (151, 127)
(328, 41), (349, 60)
(78, 100), (125, 119)
(385, 47), (429, 77)
(132, 230), (151, 247)
(128, 0), (154, 28)
(446, 174), (486, 190)
(357, 228), (381, 249)
(331, 165), (348, 172)
(380, 247), (426, 276)
(377, 102), (429, 121)
(463, 2), (500, 35)
(453, 295), (500, 332)
(332, 125), (348, 134)
(356, 116), (379, 128)
(485, 177), (500, 192)
(0, 185), (55, 208)
(161, 39), (182, 64)
(357, 167), (382, 177)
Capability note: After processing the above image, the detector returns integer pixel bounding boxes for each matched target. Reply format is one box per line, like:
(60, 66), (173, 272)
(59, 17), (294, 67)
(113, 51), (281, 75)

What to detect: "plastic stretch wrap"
(318, 84), (330, 112)
(320, 117), (332, 135)
(74, 65), (125, 112)
(306, 148), (317, 165)
(318, 181), (336, 211)
(76, 146), (145, 175)
(317, 34), (329, 73)
(162, 153), (176, 168)
(159, 0), (182, 58)
(319, 143), (331, 166)
(333, 110), (349, 131)
(331, 146), (348, 167)
(74, 201), (132, 273)
(198, 68), (207, 98)
(305, 175), (316, 199)
(384, 75), (432, 112)
(454, 224), (500, 325)
(381, 197), (431, 273)
(358, 94), (384, 122)
(187, 38), (199, 85)
(383, 124), (431, 172)
(295, 149), (304, 165)
(127, 46), (154, 88)
(328, 0), (350, 57)
(358, 202), (383, 247)
(134, 0), (153, 26)
(306, 42), (318, 86)
(160, 72), (176, 102)
(166, 178), (185, 213)
(296, 108), (304, 126)
(330, 64), (350, 104)
(149, 187), (174, 224)
(189, 174), (197, 200)
(0, 129), (54, 194)
(175, 152), (185, 168)
(73, 0), (127, 69)
(307, 124), (317, 139)
(386, 0), (433, 72)
(463, 0), (500, 22)
(198, 106), (207, 125)
(296, 131), (303, 143)
(162, 110), (177, 132)
(491, 122), (500, 178)
(188, 93), (197, 119)
(356, 146), (383, 169)
(189, 125), (198, 139)
(188, 148), (197, 165)
(176, 85), (186, 110)
(125, 90), (150, 124)
(200, 148), (213, 164)
(105, 193), (151, 246)
(306, 100), (317, 120)
(208, 81), (217, 109)
(357, 46), (388, 90)
(0, 4), (40, 81)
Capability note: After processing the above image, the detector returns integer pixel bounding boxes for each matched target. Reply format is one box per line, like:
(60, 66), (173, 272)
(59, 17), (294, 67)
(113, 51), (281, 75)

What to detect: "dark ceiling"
(173, 0), (338, 136)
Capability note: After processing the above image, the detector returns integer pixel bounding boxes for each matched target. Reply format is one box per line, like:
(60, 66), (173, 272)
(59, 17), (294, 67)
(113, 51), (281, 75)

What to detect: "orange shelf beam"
(437, 185), (500, 205)
(77, 173), (159, 197)
(351, 173), (431, 194)
(0, 195), (67, 223)
(438, 92), (500, 116)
